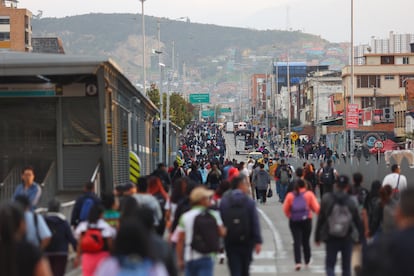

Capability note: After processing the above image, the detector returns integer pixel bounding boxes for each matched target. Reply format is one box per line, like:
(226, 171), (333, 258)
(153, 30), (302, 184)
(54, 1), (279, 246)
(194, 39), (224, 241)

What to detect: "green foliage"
(148, 85), (194, 128)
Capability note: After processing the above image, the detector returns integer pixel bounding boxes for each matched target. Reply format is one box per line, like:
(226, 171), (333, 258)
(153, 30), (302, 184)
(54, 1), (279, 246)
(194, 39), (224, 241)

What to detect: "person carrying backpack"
(71, 181), (101, 228)
(318, 159), (338, 195)
(74, 204), (116, 276)
(94, 217), (168, 276)
(176, 186), (226, 276)
(315, 175), (363, 276)
(276, 159), (292, 203)
(283, 179), (320, 271)
(220, 176), (263, 276)
(44, 199), (77, 276)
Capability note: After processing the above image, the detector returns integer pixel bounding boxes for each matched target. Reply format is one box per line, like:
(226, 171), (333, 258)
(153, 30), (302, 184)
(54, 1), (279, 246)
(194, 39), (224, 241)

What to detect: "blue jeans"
(325, 239), (353, 276)
(276, 180), (281, 198)
(185, 257), (214, 276)
(226, 244), (253, 276)
(279, 183), (288, 203)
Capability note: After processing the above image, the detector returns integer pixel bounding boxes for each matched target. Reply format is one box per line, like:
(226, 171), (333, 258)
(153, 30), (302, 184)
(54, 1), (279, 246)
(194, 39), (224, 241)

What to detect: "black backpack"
(191, 210), (220, 254)
(222, 195), (251, 244)
(321, 167), (335, 186)
(44, 216), (62, 253)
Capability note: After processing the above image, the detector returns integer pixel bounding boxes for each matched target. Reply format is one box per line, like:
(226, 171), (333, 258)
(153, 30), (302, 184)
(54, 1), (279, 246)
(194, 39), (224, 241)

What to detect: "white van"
(226, 121), (234, 133)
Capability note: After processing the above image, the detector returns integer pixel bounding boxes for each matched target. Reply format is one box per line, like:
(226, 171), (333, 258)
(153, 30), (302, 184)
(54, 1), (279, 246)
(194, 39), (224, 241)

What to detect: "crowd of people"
(2, 121), (414, 276)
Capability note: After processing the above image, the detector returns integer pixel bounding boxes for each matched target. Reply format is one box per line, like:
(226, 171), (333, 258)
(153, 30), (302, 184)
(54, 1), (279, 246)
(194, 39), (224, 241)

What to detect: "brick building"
(0, 0), (32, 52)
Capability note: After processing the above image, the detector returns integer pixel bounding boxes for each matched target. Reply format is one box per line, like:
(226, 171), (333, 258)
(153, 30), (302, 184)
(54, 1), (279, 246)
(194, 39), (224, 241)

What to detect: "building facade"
(0, 0), (32, 52)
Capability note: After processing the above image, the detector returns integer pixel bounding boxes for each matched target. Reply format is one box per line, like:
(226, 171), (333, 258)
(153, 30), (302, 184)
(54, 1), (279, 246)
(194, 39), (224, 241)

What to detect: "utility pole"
(140, 0), (147, 95)
(157, 21), (164, 163)
(350, 0), (355, 161)
(166, 70), (171, 167)
(287, 53), (292, 155)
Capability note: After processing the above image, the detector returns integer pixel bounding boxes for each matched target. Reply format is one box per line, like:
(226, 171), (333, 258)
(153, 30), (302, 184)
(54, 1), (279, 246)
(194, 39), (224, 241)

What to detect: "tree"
(148, 84), (194, 128)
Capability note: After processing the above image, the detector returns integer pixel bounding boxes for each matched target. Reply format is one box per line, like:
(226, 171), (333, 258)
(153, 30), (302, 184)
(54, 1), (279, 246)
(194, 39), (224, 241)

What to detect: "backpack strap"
(33, 213), (41, 245)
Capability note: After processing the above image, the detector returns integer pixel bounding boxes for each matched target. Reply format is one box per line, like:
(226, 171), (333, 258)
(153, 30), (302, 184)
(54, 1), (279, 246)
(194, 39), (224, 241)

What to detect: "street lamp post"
(140, 0), (147, 94)
(287, 52), (292, 155)
(350, 0), (355, 159)
(166, 70), (172, 167)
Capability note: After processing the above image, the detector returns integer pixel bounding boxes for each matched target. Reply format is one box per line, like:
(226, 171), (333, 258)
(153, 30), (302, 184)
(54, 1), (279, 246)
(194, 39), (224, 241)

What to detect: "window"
(356, 75), (381, 88)
(0, 32), (10, 41)
(381, 56), (395, 65)
(403, 56), (409, 64)
(361, 97), (390, 109)
(0, 17), (10, 24)
(384, 75), (394, 80)
(399, 75), (414, 87)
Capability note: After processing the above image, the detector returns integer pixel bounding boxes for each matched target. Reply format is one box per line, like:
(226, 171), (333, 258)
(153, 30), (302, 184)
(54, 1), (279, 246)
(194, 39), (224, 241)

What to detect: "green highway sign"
(220, 107), (232, 113)
(201, 110), (215, 117)
(189, 93), (210, 104)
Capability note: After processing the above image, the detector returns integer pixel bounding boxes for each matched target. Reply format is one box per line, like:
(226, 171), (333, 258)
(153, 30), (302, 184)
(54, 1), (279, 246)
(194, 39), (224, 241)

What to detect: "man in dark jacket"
(70, 181), (101, 228)
(220, 176), (263, 276)
(45, 199), (77, 276)
(315, 175), (363, 276)
(361, 188), (414, 276)
(152, 163), (172, 192)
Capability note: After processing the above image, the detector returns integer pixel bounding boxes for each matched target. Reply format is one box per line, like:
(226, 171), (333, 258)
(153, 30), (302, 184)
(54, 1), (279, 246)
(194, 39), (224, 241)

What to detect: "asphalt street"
(219, 133), (341, 276)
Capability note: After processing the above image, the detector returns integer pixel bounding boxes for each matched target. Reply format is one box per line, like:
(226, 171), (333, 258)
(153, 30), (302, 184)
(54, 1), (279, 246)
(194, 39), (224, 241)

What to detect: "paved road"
(219, 133), (341, 276)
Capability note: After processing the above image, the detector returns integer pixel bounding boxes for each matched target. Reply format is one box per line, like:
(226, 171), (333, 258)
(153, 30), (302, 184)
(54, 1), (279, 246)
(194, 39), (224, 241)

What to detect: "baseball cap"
(190, 186), (214, 204)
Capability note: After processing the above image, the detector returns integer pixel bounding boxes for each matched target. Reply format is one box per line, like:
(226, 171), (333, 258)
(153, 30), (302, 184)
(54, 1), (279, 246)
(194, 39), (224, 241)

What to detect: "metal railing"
(39, 162), (57, 207)
(90, 161), (102, 197)
(0, 165), (22, 202)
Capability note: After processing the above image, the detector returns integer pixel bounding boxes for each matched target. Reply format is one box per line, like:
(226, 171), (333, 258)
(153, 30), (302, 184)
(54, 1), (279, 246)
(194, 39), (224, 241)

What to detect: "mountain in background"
(32, 13), (348, 84)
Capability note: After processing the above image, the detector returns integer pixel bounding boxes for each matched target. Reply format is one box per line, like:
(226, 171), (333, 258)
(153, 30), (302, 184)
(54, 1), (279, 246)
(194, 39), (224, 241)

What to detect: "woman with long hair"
(147, 176), (170, 236)
(0, 202), (52, 276)
(75, 204), (116, 276)
(95, 215), (168, 276)
(283, 179), (320, 271)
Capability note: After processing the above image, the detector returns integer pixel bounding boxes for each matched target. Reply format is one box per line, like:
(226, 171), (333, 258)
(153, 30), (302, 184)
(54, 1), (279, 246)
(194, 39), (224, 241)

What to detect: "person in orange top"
(283, 179), (320, 271)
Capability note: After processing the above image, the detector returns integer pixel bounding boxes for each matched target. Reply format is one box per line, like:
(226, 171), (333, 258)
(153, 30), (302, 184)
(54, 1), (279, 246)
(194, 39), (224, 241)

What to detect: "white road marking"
(256, 207), (286, 259)
(250, 265), (278, 274)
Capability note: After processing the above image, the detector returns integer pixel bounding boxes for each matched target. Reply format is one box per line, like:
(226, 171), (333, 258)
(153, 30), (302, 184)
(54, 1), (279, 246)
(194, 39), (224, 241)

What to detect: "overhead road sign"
(201, 110), (215, 117)
(189, 93), (210, 104)
(220, 107), (232, 113)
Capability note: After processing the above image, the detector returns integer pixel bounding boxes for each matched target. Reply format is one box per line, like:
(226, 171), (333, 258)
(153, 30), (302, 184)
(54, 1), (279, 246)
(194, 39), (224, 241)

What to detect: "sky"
(19, 0), (413, 43)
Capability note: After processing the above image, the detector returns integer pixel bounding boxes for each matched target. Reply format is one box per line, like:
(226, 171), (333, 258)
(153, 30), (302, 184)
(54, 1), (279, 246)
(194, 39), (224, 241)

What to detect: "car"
(247, 151), (264, 161)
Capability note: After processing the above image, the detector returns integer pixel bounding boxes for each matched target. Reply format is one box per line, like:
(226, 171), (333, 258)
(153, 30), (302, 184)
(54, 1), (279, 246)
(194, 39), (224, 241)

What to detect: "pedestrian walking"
(70, 181), (101, 228)
(315, 175), (363, 276)
(176, 186), (226, 276)
(94, 214), (168, 276)
(361, 188), (414, 276)
(283, 179), (320, 271)
(74, 204), (116, 276)
(14, 195), (52, 249)
(0, 202), (52, 276)
(147, 176), (171, 236)
(207, 163), (222, 191)
(253, 164), (271, 204)
(220, 176), (263, 276)
(275, 159), (292, 203)
(152, 163), (172, 193)
(318, 159), (338, 195)
(12, 166), (42, 209)
(382, 164), (407, 200)
(101, 193), (120, 230)
(44, 199), (77, 276)
(133, 177), (163, 228)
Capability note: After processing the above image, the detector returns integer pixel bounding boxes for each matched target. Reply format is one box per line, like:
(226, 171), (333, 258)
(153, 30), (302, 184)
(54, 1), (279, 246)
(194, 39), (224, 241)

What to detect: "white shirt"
(382, 173), (407, 191)
(176, 207), (223, 262)
(74, 218), (116, 239)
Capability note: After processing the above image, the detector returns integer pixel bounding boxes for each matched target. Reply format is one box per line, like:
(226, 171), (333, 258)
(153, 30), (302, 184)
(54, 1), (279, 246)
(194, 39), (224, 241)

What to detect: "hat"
(190, 186), (214, 204)
(337, 175), (349, 188)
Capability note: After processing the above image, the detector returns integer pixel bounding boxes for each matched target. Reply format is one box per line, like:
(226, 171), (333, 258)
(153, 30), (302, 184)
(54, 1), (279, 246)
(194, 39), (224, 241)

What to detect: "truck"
(226, 121), (234, 133)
